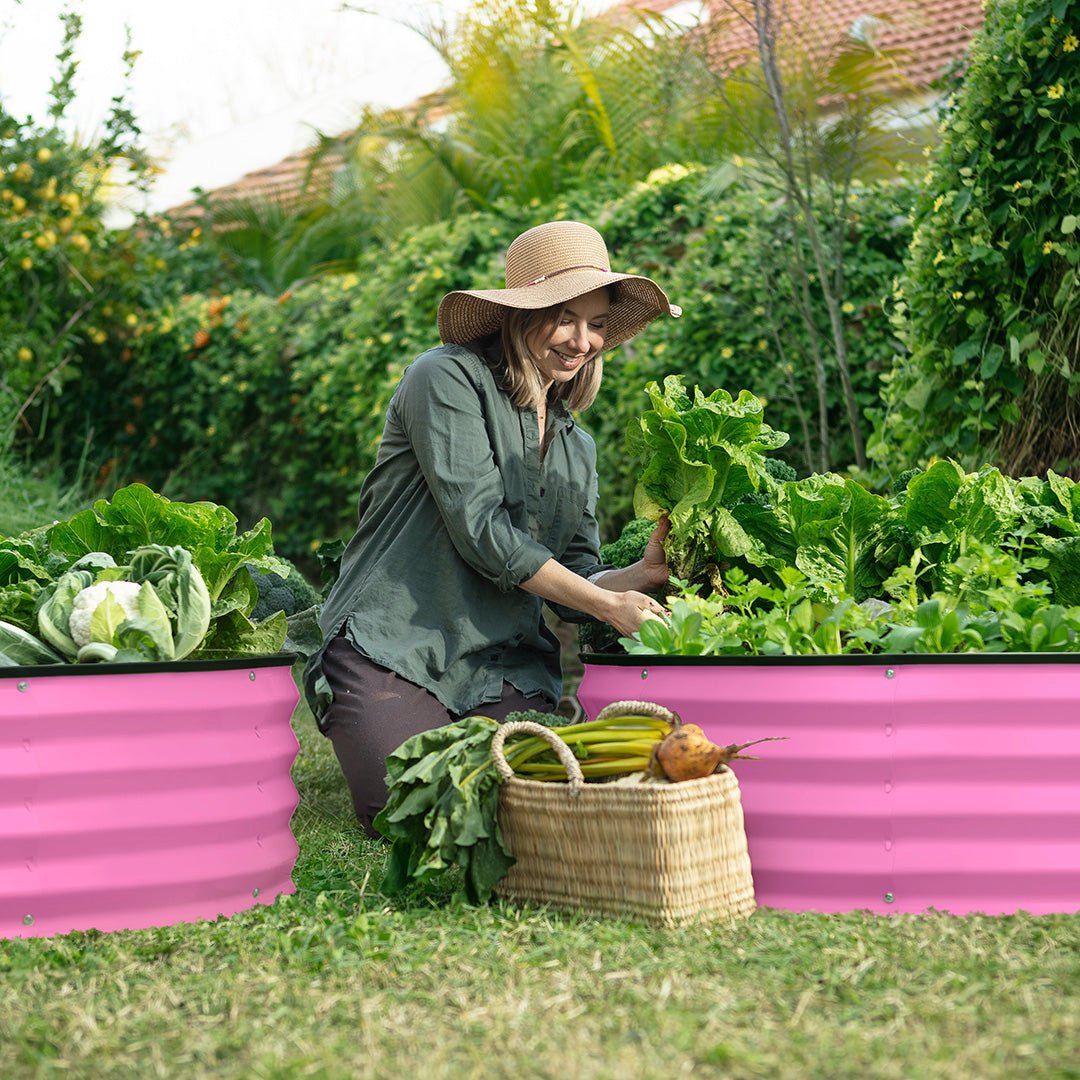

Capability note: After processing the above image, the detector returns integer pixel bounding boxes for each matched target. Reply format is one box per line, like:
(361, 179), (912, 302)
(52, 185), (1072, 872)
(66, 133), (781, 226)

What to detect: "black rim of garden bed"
(0, 653), (299, 679)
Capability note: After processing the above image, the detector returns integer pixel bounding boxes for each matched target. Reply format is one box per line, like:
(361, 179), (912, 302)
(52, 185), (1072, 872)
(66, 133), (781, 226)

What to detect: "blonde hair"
(488, 298), (607, 412)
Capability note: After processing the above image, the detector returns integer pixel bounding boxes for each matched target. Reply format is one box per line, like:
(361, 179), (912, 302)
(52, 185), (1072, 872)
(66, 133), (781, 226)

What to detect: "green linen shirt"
(304, 343), (608, 728)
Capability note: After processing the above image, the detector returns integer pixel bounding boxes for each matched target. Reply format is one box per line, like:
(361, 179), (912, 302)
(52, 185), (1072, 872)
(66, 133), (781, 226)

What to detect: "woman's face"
(528, 287), (609, 390)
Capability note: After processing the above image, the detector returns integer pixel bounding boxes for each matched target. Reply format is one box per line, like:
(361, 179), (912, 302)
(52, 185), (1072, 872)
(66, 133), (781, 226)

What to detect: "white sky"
(0, 0), (612, 217)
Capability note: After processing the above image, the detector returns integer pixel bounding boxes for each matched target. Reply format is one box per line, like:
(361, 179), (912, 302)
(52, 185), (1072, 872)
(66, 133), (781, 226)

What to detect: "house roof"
(167, 0), (983, 219)
(701, 0), (985, 91)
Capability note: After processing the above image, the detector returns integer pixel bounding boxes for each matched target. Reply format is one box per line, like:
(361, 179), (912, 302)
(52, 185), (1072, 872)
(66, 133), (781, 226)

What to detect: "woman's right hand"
(600, 589), (669, 639)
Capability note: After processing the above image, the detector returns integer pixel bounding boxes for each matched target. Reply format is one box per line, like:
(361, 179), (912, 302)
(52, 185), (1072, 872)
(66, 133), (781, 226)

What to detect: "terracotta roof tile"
(702, 0), (984, 93)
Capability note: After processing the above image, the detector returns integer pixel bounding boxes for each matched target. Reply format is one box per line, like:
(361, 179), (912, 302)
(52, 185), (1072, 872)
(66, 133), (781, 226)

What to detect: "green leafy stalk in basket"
(373, 710), (673, 904)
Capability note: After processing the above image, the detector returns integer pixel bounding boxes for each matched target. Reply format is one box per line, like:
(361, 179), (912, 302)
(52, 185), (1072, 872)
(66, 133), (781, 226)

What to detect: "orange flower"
(193, 329), (211, 349)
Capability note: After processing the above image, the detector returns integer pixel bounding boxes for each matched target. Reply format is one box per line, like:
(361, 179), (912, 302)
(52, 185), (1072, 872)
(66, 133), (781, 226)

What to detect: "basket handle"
(593, 699), (681, 726)
(491, 720), (584, 789)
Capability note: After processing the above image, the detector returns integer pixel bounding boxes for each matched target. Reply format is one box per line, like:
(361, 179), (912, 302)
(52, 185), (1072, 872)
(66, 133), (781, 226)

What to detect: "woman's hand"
(590, 516), (672, 597)
(637, 516), (671, 592)
(600, 588), (670, 639)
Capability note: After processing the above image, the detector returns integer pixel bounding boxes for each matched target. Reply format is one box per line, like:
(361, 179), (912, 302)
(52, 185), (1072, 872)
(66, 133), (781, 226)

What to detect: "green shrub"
(0, 12), (228, 460)
(881, 0), (1080, 475)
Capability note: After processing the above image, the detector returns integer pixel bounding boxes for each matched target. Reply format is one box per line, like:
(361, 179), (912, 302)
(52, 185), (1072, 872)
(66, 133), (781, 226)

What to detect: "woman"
(304, 219), (680, 834)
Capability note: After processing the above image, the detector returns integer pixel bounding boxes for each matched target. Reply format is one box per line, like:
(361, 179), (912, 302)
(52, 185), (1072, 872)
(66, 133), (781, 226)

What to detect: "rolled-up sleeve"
(392, 350), (553, 591)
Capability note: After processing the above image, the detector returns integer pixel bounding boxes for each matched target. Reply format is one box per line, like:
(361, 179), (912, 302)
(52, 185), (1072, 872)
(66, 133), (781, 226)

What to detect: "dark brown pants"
(320, 631), (554, 836)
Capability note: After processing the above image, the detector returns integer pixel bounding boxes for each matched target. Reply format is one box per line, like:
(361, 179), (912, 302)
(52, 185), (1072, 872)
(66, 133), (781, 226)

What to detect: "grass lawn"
(1, 684), (1078, 1080)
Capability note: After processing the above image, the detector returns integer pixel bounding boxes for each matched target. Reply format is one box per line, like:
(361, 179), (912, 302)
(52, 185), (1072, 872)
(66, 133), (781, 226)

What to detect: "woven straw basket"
(491, 701), (756, 927)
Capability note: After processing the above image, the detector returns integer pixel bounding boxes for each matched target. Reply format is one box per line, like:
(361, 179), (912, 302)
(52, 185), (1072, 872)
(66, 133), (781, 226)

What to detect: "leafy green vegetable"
(0, 483), (295, 665)
(628, 376), (789, 580)
(375, 714), (512, 904)
(0, 620), (64, 665)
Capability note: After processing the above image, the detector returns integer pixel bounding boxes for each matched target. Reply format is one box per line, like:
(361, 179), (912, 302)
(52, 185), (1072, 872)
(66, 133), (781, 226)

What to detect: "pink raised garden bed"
(578, 654), (1080, 916)
(1, 656), (300, 940)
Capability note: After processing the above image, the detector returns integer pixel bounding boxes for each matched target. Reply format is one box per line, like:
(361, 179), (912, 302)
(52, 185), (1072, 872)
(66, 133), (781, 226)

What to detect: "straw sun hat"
(436, 220), (681, 351)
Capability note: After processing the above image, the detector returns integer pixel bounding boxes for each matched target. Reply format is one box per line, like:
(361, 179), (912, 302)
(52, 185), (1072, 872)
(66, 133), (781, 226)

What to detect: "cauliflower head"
(69, 580), (142, 647)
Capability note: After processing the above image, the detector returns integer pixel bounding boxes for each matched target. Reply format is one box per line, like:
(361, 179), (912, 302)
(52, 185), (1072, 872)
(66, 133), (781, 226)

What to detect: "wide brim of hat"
(437, 268), (678, 351)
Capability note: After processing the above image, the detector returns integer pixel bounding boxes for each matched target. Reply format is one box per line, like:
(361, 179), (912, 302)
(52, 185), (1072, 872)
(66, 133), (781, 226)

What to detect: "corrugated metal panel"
(1, 661), (300, 939)
(578, 659), (1080, 915)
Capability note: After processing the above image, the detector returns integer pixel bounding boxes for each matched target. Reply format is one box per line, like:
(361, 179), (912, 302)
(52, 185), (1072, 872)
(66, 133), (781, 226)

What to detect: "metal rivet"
(640, 669), (649, 680)
(17, 681), (28, 692)
(884, 892), (895, 903)
(884, 840), (893, 851)
(249, 672), (257, 682)
(885, 668), (895, 679)
(252, 887), (260, 898)
(884, 782), (893, 794)
(885, 724), (893, 737)
(23, 914), (34, 925)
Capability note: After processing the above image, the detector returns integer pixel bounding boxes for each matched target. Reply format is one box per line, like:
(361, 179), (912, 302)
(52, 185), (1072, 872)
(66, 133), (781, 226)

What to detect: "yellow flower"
(753, 305), (765, 316)
(1064, 33), (1078, 52)
(126, 313), (138, 326)
(379, 332), (393, 345)
(1043, 240), (1054, 254)
(653, 342), (667, 355)
(319, 402), (330, 414)
(1047, 83), (1065, 99)
(12, 162), (32, 182)
(842, 301), (856, 314)
(1012, 181), (1023, 191)
(952, 291), (963, 299)
(932, 195), (945, 212)
(933, 250), (946, 265)
(721, 346), (734, 359)
(34, 231), (56, 249)
(11, 194), (26, 212)
(17, 346), (33, 362)
(91, 329), (107, 345)
(206, 425), (217, 437)
(757, 339), (768, 350)
(431, 267), (444, 280)
(35, 147), (51, 163)
(20, 256), (32, 270)
(58, 192), (80, 212)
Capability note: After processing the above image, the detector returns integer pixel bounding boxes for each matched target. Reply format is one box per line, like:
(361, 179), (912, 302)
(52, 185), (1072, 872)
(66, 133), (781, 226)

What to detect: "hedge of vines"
(882, 0), (1080, 475)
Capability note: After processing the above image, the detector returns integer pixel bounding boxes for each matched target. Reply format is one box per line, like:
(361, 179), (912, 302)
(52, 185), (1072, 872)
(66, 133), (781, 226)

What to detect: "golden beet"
(655, 724), (726, 782)
(654, 724), (788, 783)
